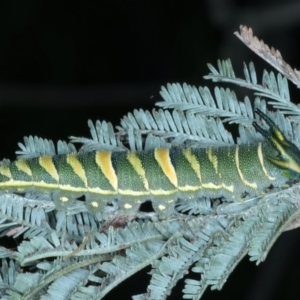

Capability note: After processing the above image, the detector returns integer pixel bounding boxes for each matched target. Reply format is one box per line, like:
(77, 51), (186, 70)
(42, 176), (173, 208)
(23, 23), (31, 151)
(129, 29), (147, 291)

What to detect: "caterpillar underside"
(1, 109), (300, 217)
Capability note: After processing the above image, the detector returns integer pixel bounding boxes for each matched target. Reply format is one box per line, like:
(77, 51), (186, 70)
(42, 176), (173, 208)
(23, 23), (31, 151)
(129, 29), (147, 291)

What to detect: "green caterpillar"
(0, 109), (299, 216)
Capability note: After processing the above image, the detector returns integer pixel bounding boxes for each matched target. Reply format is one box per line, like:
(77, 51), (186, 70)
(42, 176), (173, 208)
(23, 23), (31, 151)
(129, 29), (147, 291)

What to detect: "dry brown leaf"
(235, 25), (300, 88)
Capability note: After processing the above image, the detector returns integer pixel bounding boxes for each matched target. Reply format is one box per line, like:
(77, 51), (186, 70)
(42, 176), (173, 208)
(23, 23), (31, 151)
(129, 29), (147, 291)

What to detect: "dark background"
(1, 1), (300, 299)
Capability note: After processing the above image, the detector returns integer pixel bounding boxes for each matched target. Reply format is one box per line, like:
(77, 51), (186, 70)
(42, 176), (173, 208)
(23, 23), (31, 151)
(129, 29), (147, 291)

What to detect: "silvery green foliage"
(1, 26), (300, 299)
(16, 136), (77, 159)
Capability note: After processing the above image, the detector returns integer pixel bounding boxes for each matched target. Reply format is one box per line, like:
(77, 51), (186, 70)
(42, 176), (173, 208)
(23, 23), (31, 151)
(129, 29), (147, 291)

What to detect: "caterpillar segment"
(0, 109), (299, 217)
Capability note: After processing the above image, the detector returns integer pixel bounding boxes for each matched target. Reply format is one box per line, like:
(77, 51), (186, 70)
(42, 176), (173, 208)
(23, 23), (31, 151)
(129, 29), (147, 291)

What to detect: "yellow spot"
(183, 148), (201, 182)
(257, 143), (276, 180)
(91, 201), (98, 208)
(207, 147), (218, 173)
(0, 164), (12, 179)
(60, 196), (69, 203)
(127, 152), (149, 190)
(95, 152), (118, 191)
(235, 146), (257, 189)
(67, 154), (87, 186)
(15, 159), (32, 177)
(158, 204), (166, 211)
(155, 149), (177, 187)
(124, 203), (132, 209)
(39, 156), (59, 182)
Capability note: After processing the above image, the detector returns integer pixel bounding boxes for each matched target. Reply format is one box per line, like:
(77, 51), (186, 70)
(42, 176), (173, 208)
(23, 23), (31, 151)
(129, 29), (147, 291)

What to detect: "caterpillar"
(0, 109), (300, 217)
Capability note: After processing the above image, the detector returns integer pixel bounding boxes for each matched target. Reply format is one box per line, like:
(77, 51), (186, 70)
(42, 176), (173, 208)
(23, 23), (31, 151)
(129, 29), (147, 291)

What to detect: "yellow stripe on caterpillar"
(118, 189), (150, 196)
(0, 180), (57, 189)
(0, 180), (31, 188)
(150, 188), (178, 196)
(88, 186), (118, 195)
(0, 164), (12, 179)
(235, 145), (257, 189)
(127, 152), (149, 190)
(202, 182), (234, 192)
(183, 148), (202, 183)
(66, 153), (87, 187)
(154, 149), (178, 187)
(257, 142), (276, 180)
(15, 159), (32, 177)
(39, 156), (59, 182)
(95, 152), (118, 191)
(178, 185), (201, 192)
(207, 147), (218, 174)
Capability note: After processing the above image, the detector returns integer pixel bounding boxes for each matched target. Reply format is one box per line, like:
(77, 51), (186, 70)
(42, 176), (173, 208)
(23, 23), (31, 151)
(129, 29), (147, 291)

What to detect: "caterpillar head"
(253, 108), (300, 179)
